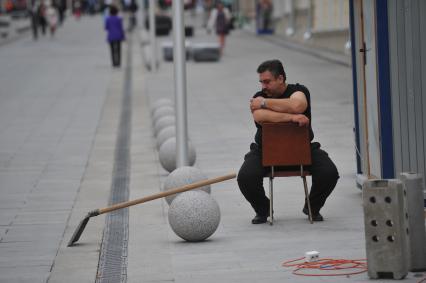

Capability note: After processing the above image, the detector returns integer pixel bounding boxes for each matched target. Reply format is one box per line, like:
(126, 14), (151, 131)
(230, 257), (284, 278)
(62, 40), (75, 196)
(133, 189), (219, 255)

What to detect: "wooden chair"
(262, 122), (313, 225)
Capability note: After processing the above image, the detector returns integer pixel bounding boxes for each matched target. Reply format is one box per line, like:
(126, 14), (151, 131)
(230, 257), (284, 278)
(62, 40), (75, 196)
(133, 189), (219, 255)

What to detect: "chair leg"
(268, 177), (274, 225)
(302, 176), (313, 224)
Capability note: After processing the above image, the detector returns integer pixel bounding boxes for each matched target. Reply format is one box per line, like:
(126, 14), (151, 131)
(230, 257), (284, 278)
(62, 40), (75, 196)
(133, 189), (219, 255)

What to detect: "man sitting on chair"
(237, 59), (339, 224)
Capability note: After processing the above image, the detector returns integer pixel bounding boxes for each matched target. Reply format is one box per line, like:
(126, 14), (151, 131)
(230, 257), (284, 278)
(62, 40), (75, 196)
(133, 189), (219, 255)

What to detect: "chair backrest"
(262, 122), (311, 167)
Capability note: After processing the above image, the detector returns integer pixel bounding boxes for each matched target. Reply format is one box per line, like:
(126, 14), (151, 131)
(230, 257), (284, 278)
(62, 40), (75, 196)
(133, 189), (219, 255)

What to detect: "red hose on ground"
(282, 257), (367, 277)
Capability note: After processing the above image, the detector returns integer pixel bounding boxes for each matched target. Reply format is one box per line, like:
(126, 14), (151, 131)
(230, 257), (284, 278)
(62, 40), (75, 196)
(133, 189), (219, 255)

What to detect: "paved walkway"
(0, 15), (113, 282)
(0, 13), (422, 283)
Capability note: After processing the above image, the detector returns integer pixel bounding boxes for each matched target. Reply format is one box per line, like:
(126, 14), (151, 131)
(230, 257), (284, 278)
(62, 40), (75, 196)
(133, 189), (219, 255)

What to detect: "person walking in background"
(73, 0), (82, 19)
(104, 5), (125, 67)
(257, 0), (273, 32)
(207, 1), (231, 55)
(202, 0), (213, 28)
(29, 0), (40, 40)
(45, 1), (58, 37)
(37, 1), (47, 35)
(128, 0), (138, 31)
(57, 0), (66, 25)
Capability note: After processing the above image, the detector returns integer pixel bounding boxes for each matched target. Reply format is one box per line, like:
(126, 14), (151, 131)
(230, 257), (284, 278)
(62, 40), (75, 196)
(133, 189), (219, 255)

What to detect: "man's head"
(257, 59), (287, 97)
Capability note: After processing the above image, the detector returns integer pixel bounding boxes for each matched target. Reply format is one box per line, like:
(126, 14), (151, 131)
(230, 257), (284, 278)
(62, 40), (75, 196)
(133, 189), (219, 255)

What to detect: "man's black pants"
(109, 41), (121, 67)
(237, 142), (339, 217)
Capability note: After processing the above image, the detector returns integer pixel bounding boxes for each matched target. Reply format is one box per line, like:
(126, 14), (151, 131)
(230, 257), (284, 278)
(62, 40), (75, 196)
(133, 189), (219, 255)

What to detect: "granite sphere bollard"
(163, 166), (211, 205)
(152, 106), (174, 123)
(154, 115), (175, 137)
(168, 190), (220, 242)
(150, 98), (173, 115)
(159, 137), (196, 172)
(156, 125), (175, 149)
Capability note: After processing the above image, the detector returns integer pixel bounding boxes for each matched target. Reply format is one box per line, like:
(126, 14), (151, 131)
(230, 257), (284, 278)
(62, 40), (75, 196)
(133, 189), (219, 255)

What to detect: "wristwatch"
(260, 98), (267, 109)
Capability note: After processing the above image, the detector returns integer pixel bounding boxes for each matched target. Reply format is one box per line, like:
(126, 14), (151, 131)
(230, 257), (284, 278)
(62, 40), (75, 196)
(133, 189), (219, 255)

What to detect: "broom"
(67, 172), (236, 246)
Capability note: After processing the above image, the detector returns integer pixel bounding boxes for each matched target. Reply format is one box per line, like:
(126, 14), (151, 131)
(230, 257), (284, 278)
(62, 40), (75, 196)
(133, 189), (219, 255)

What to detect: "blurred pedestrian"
(29, 0), (40, 40)
(257, 0), (273, 33)
(207, 1), (231, 55)
(5, 0), (13, 12)
(45, 2), (58, 36)
(37, 1), (47, 35)
(202, 0), (213, 28)
(127, 0), (138, 31)
(104, 5), (125, 67)
(73, 0), (82, 19)
(57, 0), (66, 25)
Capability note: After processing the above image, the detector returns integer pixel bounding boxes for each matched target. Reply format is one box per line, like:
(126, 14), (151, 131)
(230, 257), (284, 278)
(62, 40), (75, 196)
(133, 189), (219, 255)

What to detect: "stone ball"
(159, 137), (196, 173)
(152, 106), (174, 123)
(154, 115), (175, 137)
(168, 190), (220, 242)
(156, 126), (175, 149)
(150, 98), (173, 115)
(163, 166), (211, 205)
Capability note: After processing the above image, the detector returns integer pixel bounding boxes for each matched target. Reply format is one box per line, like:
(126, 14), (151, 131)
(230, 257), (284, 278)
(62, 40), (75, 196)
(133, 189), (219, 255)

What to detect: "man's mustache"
(262, 89), (271, 96)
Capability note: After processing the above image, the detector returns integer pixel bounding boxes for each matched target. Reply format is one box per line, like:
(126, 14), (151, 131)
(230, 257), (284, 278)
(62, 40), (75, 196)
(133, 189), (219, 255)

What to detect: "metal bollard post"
(362, 179), (410, 280)
(400, 173), (426, 271)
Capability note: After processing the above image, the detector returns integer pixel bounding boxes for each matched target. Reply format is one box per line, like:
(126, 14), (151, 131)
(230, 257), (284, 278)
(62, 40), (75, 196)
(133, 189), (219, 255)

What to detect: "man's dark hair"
(257, 59), (286, 81)
(109, 5), (118, 15)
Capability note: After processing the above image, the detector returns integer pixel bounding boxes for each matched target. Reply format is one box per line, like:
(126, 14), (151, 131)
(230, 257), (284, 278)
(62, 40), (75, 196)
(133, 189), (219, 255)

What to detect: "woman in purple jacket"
(105, 5), (125, 67)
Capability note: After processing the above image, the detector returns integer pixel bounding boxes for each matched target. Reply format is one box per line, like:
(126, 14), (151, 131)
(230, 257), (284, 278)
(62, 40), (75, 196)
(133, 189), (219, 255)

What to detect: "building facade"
(236, 0), (350, 54)
(350, 0), (426, 185)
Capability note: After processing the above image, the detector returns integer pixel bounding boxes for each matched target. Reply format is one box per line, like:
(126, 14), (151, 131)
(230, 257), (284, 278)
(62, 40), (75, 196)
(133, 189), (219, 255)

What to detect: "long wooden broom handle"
(98, 172), (237, 215)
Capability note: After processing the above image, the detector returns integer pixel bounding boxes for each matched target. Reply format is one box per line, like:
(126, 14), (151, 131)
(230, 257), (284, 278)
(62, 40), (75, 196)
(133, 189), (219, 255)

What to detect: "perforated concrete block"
(158, 138), (196, 173)
(168, 190), (220, 242)
(400, 173), (426, 271)
(362, 179), (410, 280)
(162, 166), (211, 205)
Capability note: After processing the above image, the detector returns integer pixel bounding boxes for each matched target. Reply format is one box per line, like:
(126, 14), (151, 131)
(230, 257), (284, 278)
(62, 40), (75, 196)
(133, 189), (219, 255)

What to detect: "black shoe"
(251, 214), (268, 224)
(302, 207), (324, 221)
